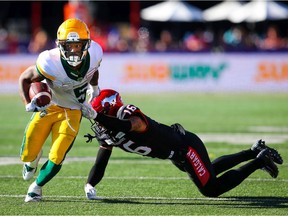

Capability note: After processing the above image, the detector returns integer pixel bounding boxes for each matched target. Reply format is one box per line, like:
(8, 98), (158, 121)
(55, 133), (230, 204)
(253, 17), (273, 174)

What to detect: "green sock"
(36, 160), (62, 187)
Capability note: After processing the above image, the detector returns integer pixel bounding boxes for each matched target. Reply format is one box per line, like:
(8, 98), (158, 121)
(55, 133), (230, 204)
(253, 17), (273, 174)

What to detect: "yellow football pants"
(20, 105), (82, 165)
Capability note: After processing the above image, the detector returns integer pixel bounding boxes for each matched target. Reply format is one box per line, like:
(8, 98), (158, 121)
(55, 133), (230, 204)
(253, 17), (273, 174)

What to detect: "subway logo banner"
(0, 53), (287, 93)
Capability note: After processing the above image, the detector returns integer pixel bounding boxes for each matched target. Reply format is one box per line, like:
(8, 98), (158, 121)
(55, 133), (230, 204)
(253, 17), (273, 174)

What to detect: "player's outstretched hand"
(81, 101), (98, 119)
(87, 85), (100, 103)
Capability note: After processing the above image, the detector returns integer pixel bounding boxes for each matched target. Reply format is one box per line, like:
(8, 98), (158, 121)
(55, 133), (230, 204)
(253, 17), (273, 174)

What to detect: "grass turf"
(0, 93), (287, 215)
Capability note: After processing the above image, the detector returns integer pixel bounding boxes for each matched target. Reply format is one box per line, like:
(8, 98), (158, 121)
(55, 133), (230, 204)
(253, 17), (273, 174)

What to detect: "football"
(29, 82), (52, 107)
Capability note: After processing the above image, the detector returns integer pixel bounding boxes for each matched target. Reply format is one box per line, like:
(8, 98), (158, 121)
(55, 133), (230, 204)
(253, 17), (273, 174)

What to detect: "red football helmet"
(90, 89), (123, 116)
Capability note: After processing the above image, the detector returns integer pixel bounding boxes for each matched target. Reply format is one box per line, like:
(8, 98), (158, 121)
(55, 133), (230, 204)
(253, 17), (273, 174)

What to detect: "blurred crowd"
(0, 20), (288, 54)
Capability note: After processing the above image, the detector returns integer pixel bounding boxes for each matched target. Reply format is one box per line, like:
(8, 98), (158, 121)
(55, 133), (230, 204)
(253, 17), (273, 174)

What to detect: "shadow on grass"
(43, 196), (284, 208)
(98, 196), (288, 208)
(42, 196), (288, 208)
(220, 196), (288, 208)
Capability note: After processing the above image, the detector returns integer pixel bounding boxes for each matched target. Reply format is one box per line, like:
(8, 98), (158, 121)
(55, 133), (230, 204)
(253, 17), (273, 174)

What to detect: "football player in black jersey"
(81, 89), (283, 200)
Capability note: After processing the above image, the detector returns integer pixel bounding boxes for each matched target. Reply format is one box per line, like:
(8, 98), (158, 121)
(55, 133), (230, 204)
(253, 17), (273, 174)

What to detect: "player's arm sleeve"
(87, 146), (112, 186)
(95, 113), (132, 133)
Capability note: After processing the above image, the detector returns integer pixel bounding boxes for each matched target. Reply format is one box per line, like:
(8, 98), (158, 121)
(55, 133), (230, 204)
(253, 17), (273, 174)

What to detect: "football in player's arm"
(19, 18), (103, 202)
(81, 89), (283, 200)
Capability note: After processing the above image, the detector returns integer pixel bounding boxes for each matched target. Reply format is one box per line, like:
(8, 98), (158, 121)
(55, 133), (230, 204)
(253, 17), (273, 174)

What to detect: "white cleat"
(22, 164), (37, 181)
(25, 181), (42, 202)
(22, 150), (43, 181)
(85, 183), (97, 200)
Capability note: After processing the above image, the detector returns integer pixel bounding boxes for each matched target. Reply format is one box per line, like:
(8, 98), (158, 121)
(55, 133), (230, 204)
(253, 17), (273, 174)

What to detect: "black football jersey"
(96, 104), (186, 160)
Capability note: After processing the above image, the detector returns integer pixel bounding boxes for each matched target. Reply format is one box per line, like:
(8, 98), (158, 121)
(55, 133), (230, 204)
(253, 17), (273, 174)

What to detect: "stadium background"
(1, 1), (288, 53)
(0, 1), (288, 94)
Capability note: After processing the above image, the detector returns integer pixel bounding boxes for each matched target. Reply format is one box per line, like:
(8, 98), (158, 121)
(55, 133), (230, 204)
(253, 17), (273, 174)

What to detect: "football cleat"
(257, 149), (279, 178)
(251, 139), (283, 164)
(85, 183), (97, 200)
(22, 164), (37, 181)
(25, 181), (42, 202)
(22, 150), (43, 181)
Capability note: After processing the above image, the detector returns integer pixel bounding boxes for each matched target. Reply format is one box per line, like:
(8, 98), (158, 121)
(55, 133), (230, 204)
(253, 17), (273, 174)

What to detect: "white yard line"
(198, 133), (288, 144)
(1, 133), (286, 165)
(0, 157), (168, 165)
(248, 126), (288, 133)
(0, 194), (288, 202)
(0, 174), (287, 183)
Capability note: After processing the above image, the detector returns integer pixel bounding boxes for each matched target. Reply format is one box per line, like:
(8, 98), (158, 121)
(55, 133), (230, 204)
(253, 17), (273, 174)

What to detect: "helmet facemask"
(57, 37), (91, 67)
(90, 120), (108, 137)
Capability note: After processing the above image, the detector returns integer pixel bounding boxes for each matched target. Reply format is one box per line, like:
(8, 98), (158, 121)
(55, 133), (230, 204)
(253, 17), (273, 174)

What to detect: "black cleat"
(251, 139), (283, 164)
(257, 149), (279, 178)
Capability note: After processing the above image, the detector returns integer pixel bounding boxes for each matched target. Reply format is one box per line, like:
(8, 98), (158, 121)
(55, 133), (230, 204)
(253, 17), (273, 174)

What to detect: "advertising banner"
(0, 53), (287, 94)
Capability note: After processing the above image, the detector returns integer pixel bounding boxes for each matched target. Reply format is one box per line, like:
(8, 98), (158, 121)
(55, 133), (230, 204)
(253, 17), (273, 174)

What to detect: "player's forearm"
(19, 67), (35, 104)
(19, 65), (44, 105)
(95, 113), (132, 132)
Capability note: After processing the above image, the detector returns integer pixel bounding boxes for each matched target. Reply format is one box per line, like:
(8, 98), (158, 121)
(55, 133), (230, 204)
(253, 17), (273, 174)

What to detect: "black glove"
(84, 133), (96, 143)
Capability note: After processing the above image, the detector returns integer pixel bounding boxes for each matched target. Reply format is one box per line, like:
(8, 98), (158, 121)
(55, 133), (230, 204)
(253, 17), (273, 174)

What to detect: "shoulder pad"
(89, 41), (103, 67)
(36, 49), (59, 81)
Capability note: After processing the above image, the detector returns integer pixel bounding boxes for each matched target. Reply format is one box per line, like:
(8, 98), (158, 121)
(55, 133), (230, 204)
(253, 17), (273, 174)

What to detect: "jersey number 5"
(74, 83), (88, 103)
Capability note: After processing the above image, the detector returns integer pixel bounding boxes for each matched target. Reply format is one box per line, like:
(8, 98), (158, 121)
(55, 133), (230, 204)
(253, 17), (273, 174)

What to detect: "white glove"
(81, 101), (98, 119)
(87, 84), (100, 103)
(25, 97), (51, 112)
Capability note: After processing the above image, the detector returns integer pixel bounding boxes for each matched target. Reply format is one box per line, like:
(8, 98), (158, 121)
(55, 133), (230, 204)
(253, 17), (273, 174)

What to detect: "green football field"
(0, 93), (287, 215)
